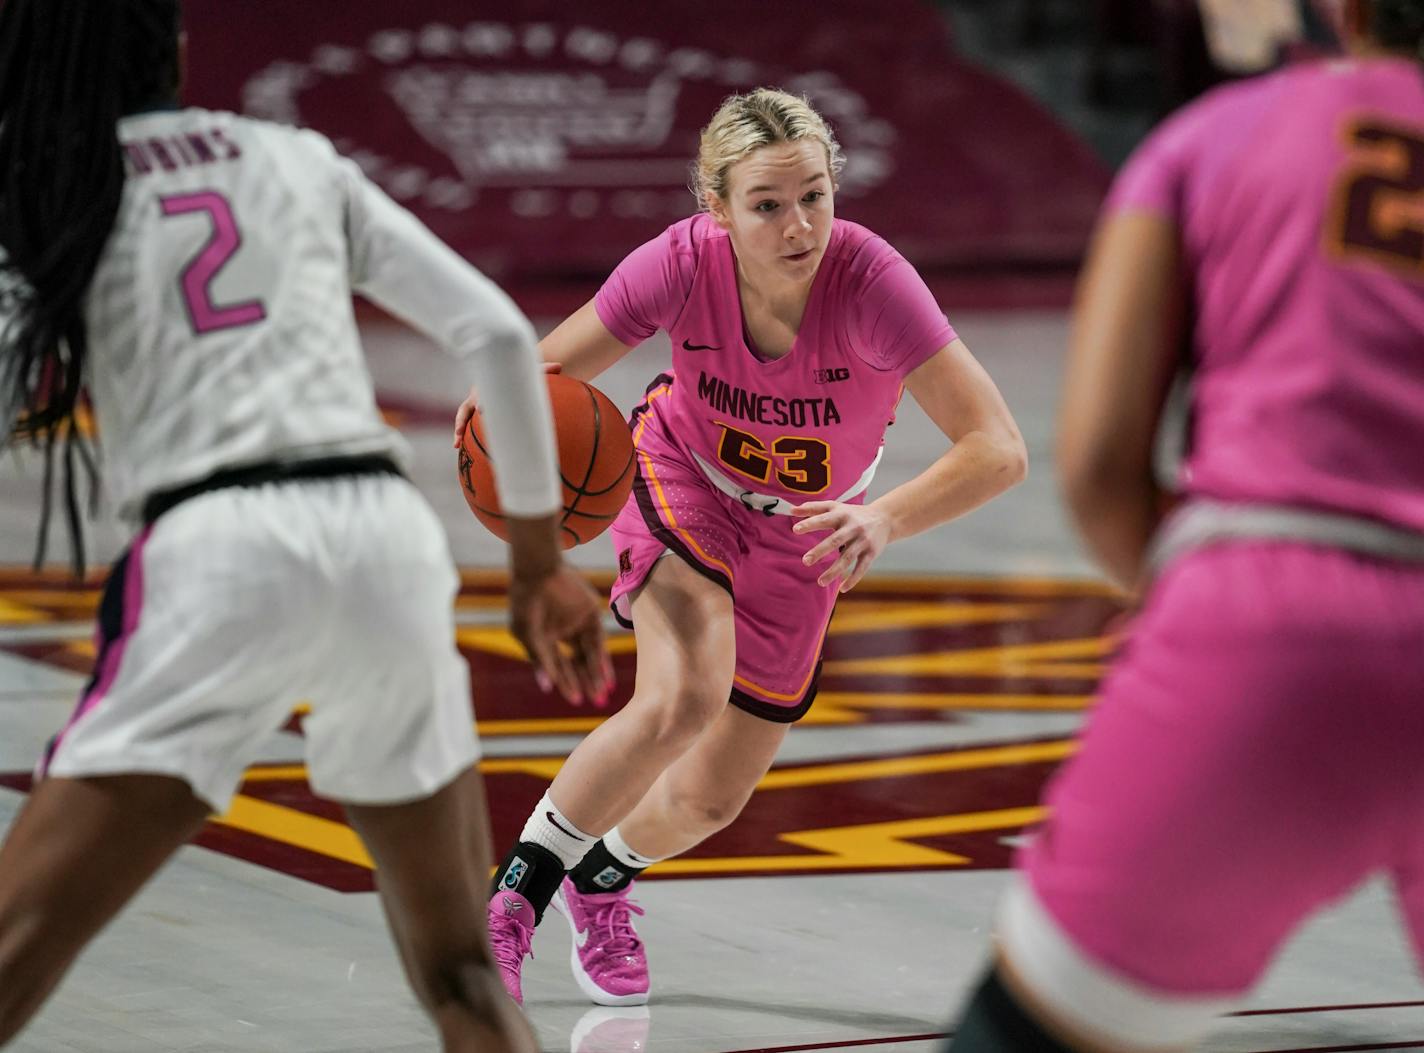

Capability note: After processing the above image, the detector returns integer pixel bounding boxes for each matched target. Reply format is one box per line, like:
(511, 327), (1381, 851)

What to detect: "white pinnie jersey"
(67, 107), (560, 522)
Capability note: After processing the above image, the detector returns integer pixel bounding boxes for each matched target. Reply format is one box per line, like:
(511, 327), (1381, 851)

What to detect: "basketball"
(457, 373), (636, 549)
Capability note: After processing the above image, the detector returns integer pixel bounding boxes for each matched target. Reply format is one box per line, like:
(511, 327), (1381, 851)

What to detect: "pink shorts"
(1022, 541), (1424, 995)
(608, 376), (837, 722)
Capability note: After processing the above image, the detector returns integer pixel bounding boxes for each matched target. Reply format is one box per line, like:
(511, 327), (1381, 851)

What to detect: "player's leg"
(599, 704), (787, 862)
(487, 554), (736, 1001)
(545, 705), (786, 1006)
(574, 516), (830, 871)
(343, 768), (535, 1053)
(945, 543), (1417, 1052)
(0, 774), (210, 1046)
(545, 554), (739, 832)
(549, 525), (827, 1006)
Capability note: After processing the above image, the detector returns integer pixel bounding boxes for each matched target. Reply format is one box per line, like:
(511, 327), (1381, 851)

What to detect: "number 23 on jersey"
(714, 421), (832, 494)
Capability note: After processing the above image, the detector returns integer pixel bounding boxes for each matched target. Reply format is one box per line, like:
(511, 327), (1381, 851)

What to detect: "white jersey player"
(0, 2), (609, 1050)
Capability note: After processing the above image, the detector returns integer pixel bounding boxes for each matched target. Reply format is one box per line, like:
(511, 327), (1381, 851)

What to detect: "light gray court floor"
(1, 313), (1421, 1052)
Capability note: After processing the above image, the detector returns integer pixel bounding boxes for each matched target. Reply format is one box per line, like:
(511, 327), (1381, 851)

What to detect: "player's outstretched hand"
(452, 361), (563, 449)
(791, 500), (892, 593)
(508, 563), (613, 707)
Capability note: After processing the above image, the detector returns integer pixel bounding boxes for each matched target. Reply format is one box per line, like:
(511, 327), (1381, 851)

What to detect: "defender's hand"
(508, 564), (613, 706)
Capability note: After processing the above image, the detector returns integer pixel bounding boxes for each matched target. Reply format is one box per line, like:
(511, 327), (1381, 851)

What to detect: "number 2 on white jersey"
(159, 191), (267, 335)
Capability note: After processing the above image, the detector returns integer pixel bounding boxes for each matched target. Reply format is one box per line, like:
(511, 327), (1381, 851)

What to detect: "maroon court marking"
(1232, 1001), (1424, 1017)
(1248, 1043), (1424, 1053)
(716, 1038), (1424, 1053)
(716, 1035), (944, 1053)
(712, 1004), (1424, 1053)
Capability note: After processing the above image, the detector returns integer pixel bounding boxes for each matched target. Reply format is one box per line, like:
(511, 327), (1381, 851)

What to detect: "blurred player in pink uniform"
(456, 88), (1028, 1007)
(945, 1), (1424, 1050)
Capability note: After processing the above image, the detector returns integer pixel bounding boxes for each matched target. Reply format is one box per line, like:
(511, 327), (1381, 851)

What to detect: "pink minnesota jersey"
(595, 213), (955, 508)
(1108, 56), (1424, 530)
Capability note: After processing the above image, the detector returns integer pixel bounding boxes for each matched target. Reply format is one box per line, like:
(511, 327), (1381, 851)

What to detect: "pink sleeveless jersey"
(595, 214), (955, 506)
(1108, 57), (1424, 531)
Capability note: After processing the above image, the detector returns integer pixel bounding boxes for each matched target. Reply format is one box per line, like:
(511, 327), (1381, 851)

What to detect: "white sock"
(519, 792), (597, 869)
(605, 825), (663, 869)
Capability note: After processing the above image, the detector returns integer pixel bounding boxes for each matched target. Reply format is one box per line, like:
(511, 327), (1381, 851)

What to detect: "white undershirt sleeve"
(338, 159), (561, 519)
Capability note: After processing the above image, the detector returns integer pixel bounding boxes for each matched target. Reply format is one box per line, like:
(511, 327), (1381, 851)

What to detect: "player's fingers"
(801, 527), (854, 566)
(548, 641), (582, 705)
(530, 630), (581, 705)
(575, 625), (610, 706)
(840, 552), (869, 592)
(817, 550), (857, 589)
(543, 362), (563, 374)
(452, 399), (478, 448)
(791, 510), (841, 535)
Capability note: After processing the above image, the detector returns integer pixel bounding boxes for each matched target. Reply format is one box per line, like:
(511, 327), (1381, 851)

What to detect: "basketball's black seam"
(561, 509), (622, 522)
(465, 421), (489, 458)
(466, 499), (506, 519)
(573, 443), (636, 497)
(561, 383), (604, 532)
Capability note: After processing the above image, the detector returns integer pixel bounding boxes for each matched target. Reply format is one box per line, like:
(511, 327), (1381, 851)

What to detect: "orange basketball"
(457, 373), (636, 549)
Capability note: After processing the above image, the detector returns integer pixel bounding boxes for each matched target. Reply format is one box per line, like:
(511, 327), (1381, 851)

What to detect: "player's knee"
(641, 689), (721, 752)
(666, 785), (746, 833)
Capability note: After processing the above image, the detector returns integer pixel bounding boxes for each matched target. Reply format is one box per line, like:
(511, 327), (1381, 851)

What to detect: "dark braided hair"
(1372, 0), (1424, 58)
(0, 0), (181, 572)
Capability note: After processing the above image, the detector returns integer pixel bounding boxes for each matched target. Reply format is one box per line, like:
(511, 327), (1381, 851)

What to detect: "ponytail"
(0, 0), (180, 571)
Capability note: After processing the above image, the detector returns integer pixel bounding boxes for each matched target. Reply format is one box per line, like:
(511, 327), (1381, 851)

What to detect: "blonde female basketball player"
(0, 2), (610, 1049)
(454, 88), (1028, 1007)
(945, 1), (1424, 1049)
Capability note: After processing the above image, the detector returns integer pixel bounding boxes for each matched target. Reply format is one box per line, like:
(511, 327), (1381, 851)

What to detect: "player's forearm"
(464, 325), (563, 518)
(537, 299), (633, 382)
(539, 336), (628, 382)
(870, 430), (1027, 543)
(1064, 469), (1162, 594)
(505, 513), (564, 581)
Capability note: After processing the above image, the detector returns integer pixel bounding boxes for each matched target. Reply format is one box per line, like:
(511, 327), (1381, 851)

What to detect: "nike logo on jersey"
(682, 339), (720, 351)
(548, 811), (591, 841)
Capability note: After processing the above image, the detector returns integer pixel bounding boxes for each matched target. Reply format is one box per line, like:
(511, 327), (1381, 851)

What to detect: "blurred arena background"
(7, 3), (1420, 1052)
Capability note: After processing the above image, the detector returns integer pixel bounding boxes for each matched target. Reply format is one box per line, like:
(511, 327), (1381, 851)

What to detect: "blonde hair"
(692, 88), (845, 209)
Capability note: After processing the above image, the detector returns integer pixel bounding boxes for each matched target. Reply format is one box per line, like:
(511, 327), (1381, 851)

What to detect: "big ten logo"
(239, 21), (896, 217)
(814, 367), (851, 384)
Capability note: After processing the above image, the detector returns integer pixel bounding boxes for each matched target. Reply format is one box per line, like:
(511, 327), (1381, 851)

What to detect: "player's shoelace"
(582, 891), (645, 963)
(491, 913), (534, 972)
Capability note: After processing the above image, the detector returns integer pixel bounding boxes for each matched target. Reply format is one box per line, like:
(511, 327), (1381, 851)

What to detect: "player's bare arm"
(538, 298), (636, 380)
(793, 338), (1027, 592)
(1058, 211), (1187, 593)
(451, 299), (633, 448)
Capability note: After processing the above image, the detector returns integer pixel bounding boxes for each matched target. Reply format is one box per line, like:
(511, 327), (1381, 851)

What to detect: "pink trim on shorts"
(47, 525), (152, 763)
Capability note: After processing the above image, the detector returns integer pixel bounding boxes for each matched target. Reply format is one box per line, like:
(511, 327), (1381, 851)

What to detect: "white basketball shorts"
(42, 472), (479, 812)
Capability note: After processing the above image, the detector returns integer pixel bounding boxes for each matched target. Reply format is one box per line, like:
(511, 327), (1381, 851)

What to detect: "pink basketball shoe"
(487, 889), (536, 1005)
(551, 877), (650, 1006)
